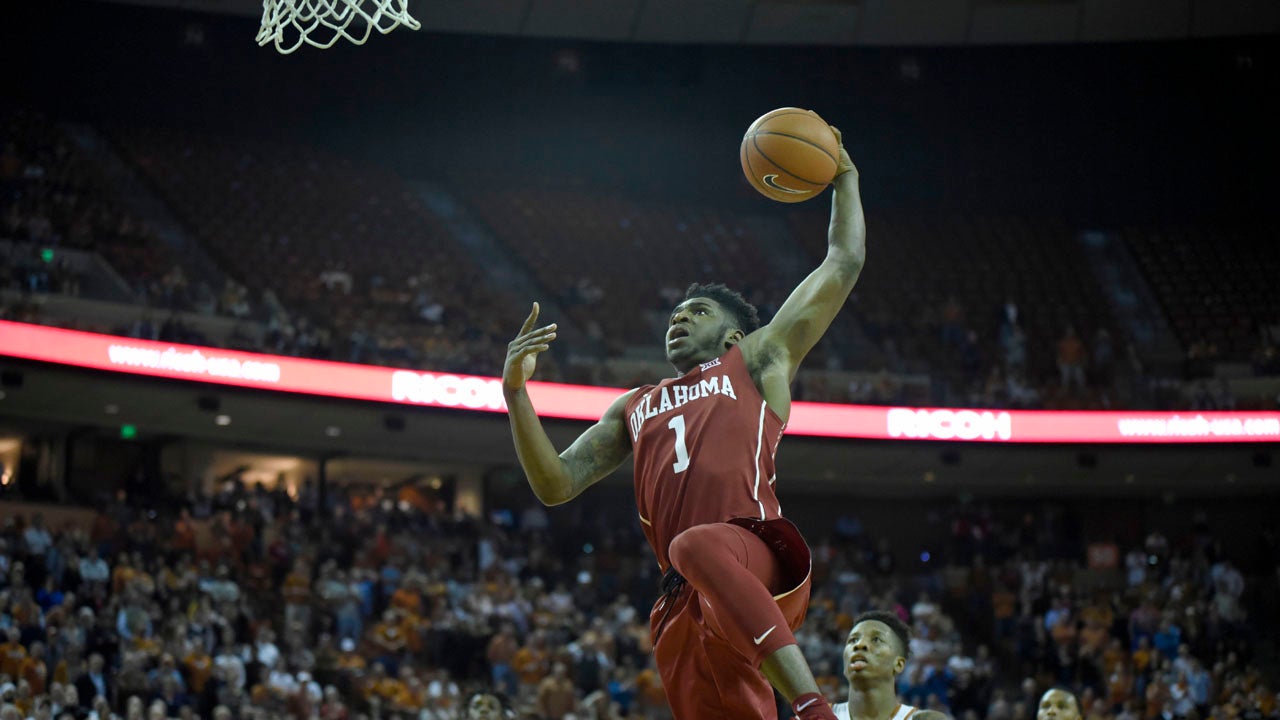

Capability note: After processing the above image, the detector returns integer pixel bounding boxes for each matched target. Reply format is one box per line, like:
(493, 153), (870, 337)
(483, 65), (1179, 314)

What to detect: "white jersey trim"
(750, 400), (766, 520)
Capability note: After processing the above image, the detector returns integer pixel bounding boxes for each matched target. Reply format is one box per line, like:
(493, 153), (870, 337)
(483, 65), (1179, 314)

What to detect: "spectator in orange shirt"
(17, 642), (46, 696)
(360, 662), (401, 703)
(388, 666), (423, 712)
(992, 583), (1017, 639)
(183, 643), (215, 696)
(111, 555), (136, 596)
(0, 629), (27, 678)
(513, 630), (551, 690)
(389, 579), (423, 619)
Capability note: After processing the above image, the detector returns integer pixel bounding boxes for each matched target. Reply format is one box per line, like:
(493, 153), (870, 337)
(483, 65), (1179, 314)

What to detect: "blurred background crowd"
(1, 479), (1276, 720)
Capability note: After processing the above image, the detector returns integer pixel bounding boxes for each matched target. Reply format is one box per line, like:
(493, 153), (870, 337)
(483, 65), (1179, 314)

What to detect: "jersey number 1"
(667, 415), (690, 473)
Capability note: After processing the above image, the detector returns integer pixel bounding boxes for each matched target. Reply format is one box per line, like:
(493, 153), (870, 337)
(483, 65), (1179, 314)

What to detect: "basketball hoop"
(257, 0), (421, 54)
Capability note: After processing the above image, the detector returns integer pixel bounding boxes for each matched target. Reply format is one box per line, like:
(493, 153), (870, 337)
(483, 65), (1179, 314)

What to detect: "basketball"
(739, 107), (841, 203)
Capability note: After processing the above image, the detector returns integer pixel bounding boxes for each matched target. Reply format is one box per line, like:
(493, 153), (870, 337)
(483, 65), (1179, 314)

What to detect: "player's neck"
(673, 346), (731, 375)
(845, 681), (901, 720)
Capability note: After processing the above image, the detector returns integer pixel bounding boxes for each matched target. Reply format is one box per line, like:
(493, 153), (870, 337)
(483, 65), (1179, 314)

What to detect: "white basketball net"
(257, 0), (421, 54)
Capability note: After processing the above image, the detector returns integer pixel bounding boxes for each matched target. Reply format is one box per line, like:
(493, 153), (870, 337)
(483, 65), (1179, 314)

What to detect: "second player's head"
(1037, 688), (1081, 720)
(466, 691), (505, 720)
(844, 610), (910, 686)
(665, 283), (761, 372)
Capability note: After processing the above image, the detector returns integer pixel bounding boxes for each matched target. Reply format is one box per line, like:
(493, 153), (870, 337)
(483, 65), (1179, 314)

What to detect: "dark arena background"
(1, 1), (1278, 719)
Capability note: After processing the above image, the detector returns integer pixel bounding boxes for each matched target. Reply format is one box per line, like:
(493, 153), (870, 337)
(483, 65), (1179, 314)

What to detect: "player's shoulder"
(604, 386), (644, 417)
(909, 710), (950, 720)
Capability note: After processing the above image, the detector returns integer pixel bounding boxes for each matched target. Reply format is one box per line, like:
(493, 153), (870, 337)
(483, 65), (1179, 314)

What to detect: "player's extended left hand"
(503, 302), (557, 392)
(830, 126), (858, 183)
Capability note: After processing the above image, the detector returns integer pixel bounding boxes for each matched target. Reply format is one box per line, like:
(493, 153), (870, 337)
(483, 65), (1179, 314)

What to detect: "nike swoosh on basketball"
(796, 698), (819, 712)
(762, 174), (811, 195)
(753, 625), (778, 645)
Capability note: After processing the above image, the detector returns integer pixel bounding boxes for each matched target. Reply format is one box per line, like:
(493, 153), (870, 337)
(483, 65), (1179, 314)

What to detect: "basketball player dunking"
(502, 128), (863, 720)
(835, 611), (948, 720)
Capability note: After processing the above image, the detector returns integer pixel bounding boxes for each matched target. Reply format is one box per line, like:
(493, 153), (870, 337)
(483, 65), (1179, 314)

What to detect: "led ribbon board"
(2, 320), (1277, 443)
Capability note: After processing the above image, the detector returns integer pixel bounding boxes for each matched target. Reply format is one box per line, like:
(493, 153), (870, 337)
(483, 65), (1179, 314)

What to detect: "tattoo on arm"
(558, 390), (635, 501)
(561, 426), (629, 496)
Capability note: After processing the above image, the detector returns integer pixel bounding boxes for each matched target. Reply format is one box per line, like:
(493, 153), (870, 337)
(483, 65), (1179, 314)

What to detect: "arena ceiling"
(96, 0), (1278, 46)
(0, 360), (1274, 498)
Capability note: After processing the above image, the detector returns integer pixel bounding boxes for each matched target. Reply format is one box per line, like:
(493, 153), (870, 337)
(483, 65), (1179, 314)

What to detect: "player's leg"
(652, 590), (736, 719)
(668, 522), (835, 720)
(701, 621), (785, 719)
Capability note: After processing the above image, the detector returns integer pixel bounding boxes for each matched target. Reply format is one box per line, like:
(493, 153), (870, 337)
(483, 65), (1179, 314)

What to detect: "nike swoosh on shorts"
(753, 625), (778, 645)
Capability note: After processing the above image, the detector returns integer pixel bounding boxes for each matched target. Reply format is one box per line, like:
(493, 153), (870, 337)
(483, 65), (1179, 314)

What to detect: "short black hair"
(1041, 687), (1081, 712)
(683, 282), (761, 334)
(851, 610), (911, 659)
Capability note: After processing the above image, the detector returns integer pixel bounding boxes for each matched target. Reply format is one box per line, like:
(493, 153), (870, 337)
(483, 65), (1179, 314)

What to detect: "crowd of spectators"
(799, 504), (1277, 720)
(114, 128), (520, 379)
(0, 110), (193, 312)
(1, 474), (1275, 720)
(4, 111), (1278, 409)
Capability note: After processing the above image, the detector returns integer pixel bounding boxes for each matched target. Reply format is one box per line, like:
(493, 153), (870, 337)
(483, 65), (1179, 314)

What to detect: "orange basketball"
(740, 107), (840, 203)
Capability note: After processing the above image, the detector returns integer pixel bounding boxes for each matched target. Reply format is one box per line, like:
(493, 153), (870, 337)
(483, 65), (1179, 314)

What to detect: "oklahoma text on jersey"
(628, 371), (738, 440)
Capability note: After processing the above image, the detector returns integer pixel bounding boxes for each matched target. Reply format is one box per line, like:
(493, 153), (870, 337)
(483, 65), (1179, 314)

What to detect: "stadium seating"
(6, 118), (1278, 408)
(113, 128), (516, 373)
(0, 111), (180, 304)
(1124, 225), (1280, 362)
(790, 210), (1122, 405)
(464, 186), (788, 350)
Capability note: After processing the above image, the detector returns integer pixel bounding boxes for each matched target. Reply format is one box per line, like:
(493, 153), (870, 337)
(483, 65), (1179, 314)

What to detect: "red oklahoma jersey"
(624, 345), (787, 572)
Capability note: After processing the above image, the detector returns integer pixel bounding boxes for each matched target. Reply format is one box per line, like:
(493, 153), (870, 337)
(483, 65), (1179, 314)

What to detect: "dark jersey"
(624, 345), (787, 571)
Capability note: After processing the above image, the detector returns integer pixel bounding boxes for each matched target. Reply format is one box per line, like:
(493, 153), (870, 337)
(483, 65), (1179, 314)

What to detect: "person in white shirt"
(23, 515), (53, 556)
(832, 611), (948, 720)
(78, 551), (110, 586)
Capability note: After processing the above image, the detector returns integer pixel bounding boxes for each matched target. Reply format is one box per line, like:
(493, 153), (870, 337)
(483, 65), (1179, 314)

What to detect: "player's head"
(1036, 688), (1081, 720)
(844, 610), (910, 686)
(465, 691), (505, 720)
(665, 283), (761, 372)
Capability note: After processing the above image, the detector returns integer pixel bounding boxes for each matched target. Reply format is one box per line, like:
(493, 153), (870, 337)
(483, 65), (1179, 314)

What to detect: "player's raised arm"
(502, 302), (634, 506)
(746, 128), (865, 381)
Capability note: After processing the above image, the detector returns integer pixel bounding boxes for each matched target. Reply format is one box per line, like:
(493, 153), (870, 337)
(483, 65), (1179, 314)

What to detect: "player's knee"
(668, 524), (724, 575)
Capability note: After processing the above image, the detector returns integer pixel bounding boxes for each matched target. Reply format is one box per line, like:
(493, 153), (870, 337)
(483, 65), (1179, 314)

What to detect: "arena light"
(2, 320), (1278, 444)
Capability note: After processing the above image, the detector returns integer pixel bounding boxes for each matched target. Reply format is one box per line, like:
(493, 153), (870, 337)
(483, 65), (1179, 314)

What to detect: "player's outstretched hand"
(504, 302), (557, 392)
(830, 126), (858, 182)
